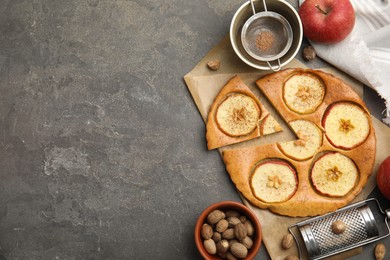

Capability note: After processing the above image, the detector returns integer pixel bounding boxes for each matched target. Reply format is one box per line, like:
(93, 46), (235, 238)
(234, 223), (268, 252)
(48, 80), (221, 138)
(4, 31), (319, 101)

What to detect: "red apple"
(298, 0), (355, 44)
(377, 156), (390, 201)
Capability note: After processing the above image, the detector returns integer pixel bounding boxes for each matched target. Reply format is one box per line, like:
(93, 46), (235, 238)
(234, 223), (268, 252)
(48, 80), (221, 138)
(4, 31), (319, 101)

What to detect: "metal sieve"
(288, 198), (390, 260)
(241, 0), (293, 71)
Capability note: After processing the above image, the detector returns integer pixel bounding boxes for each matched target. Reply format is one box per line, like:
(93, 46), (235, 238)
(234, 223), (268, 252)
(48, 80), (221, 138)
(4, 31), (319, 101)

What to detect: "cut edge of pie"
(260, 114), (283, 136)
(206, 75), (283, 150)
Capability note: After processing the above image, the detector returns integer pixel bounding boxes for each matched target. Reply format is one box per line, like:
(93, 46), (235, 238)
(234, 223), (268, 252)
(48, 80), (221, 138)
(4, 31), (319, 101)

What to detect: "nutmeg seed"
(207, 60), (220, 71)
(201, 223), (213, 240)
(302, 45), (316, 61)
(216, 219), (229, 233)
(331, 220), (346, 234)
(234, 223), (247, 240)
(226, 251), (238, 260)
(244, 220), (254, 237)
(207, 210), (226, 225)
(239, 215), (247, 223)
(229, 239), (239, 248)
(375, 243), (386, 260)
(282, 234), (294, 249)
(212, 231), (222, 243)
(241, 236), (253, 249)
(222, 228), (235, 240)
(216, 239), (229, 253)
(225, 210), (240, 218)
(203, 239), (217, 255)
(230, 242), (248, 258)
(227, 216), (241, 227)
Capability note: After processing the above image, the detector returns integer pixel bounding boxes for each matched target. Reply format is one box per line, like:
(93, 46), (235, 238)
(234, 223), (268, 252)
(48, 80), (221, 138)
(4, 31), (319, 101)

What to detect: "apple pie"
(222, 69), (376, 217)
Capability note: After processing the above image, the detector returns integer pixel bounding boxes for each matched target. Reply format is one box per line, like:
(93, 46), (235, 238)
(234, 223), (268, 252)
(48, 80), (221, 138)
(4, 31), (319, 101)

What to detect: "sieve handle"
(267, 59), (282, 72)
(262, 0), (268, 12)
(249, 0), (268, 15)
(250, 0), (256, 15)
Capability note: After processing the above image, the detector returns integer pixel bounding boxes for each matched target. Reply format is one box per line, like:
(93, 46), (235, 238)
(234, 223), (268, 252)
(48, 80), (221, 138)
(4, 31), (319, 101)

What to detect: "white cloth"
(299, 0), (390, 125)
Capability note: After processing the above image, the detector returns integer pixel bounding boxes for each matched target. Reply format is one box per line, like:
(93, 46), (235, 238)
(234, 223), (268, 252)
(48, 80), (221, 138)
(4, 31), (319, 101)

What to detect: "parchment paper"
(184, 36), (390, 259)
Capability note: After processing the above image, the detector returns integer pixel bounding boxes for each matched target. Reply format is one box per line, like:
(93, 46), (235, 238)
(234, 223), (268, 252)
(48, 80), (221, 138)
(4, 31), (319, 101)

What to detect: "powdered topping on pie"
(322, 102), (370, 149)
(250, 160), (298, 203)
(216, 93), (260, 137)
(283, 73), (325, 114)
(311, 152), (358, 197)
(278, 119), (323, 161)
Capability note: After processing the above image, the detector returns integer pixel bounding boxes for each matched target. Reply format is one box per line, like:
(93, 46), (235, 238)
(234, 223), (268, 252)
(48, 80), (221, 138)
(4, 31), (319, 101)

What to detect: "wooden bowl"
(194, 201), (262, 259)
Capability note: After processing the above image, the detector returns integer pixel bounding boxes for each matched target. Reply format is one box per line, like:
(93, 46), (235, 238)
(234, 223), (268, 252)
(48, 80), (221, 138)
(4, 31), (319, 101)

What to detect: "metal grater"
(289, 198), (390, 260)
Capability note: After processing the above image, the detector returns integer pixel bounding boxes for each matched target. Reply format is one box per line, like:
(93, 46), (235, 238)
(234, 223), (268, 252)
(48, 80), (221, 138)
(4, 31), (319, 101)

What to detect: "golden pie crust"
(222, 69), (376, 217)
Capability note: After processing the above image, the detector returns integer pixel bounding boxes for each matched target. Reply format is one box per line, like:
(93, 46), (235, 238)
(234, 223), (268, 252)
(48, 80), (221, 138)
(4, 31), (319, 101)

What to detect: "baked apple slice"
(278, 119), (323, 161)
(250, 159), (298, 203)
(311, 152), (358, 197)
(283, 72), (325, 114)
(322, 102), (370, 149)
(216, 93), (260, 137)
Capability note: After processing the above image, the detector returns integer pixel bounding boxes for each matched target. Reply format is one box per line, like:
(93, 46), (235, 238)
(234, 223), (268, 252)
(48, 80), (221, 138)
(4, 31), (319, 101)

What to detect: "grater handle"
(288, 225), (303, 260)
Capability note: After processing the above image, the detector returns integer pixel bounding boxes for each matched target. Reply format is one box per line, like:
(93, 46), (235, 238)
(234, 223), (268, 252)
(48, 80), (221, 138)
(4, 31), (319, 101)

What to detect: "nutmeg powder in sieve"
(255, 31), (275, 52)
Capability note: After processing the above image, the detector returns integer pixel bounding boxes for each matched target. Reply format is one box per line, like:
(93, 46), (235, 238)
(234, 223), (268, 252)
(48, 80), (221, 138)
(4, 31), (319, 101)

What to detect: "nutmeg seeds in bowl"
(194, 201), (262, 259)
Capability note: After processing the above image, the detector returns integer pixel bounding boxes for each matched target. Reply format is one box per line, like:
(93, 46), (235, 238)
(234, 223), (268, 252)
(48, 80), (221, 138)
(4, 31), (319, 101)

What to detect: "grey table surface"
(0, 0), (389, 259)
